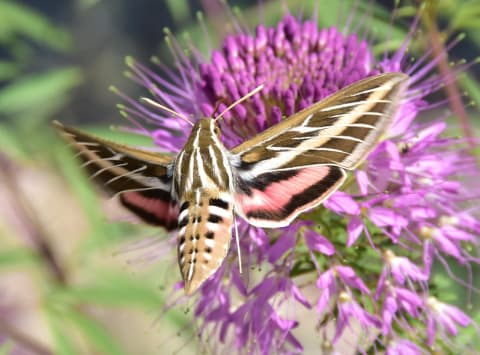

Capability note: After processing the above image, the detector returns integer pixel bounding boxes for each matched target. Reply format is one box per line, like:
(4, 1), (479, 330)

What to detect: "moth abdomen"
(177, 189), (233, 295)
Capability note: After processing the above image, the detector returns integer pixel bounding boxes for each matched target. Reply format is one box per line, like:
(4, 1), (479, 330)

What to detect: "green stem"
(0, 153), (67, 285)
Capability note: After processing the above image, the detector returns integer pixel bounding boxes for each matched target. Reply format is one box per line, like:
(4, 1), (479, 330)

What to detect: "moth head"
(199, 117), (221, 137)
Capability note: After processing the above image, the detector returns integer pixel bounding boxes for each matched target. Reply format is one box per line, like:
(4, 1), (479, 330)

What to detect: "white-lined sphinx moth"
(54, 72), (408, 295)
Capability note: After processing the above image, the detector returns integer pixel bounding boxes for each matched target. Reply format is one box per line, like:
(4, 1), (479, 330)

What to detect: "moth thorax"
(177, 189), (233, 294)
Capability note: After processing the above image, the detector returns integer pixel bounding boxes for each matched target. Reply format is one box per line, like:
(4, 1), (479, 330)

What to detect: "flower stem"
(0, 153), (67, 285)
(0, 320), (52, 355)
(422, 1), (475, 148)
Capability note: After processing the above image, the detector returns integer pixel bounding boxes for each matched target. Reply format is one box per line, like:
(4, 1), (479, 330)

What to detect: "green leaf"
(395, 5), (422, 18)
(0, 124), (27, 159)
(450, 1), (480, 31)
(0, 67), (82, 118)
(47, 310), (80, 355)
(455, 310), (480, 349)
(0, 341), (13, 355)
(54, 271), (164, 309)
(290, 258), (316, 277)
(0, 248), (35, 268)
(166, 0), (190, 24)
(66, 311), (126, 355)
(48, 269), (189, 331)
(0, 0), (72, 52)
(0, 60), (19, 80)
(372, 39), (405, 57)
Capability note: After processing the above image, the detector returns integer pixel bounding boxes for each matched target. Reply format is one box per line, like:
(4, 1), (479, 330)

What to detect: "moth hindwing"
(54, 72), (408, 294)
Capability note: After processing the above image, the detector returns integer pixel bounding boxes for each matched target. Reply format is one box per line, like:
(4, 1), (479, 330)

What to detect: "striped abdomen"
(177, 189), (233, 294)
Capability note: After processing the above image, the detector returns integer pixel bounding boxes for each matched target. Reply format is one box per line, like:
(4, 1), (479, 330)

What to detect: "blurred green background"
(0, 0), (479, 354)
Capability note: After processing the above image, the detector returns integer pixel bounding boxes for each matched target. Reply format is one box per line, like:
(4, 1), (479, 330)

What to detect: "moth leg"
(233, 210), (242, 274)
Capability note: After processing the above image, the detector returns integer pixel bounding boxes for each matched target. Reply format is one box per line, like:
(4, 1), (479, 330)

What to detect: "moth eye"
(214, 126), (221, 136)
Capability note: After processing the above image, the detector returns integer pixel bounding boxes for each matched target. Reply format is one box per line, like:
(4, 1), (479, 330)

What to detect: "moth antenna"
(140, 97), (194, 126)
(233, 212), (242, 274)
(214, 84), (264, 122)
(211, 100), (223, 118)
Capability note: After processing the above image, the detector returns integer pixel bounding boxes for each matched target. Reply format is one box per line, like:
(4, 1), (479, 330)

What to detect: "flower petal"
(324, 192), (360, 215)
(347, 216), (364, 247)
(304, 229), (335, 255)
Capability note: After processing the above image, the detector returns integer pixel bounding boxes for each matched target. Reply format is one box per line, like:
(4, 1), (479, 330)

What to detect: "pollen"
(419, 226), (436, 240)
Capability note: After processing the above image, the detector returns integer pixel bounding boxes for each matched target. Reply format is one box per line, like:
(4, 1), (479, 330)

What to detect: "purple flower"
(316, 265), (369, 315)
(346, 216), (364, 246)
(385, 338), (422, 355)
(383, 250), (427, 285)
(420, 223), (478, 267)
(335, 292), (381, 342)
(324, 192), (360, 215)
(304, 229), (335, 256)
(209, 273), (307, 353)
(381, 283), (423, 335)
(426, 297), (472, 346)
(118, 6), (479, 354)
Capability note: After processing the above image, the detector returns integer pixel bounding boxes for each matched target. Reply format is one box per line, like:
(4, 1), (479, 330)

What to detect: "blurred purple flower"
(118, 6), (479, 354)
(317, 265), (369, 316)
(385, 338), (422, 355)
(324, 192), (360, 215)
(380, 250), (428, 287)
(304, 229), (335, 256)
(380, 283), (423, 335)
(335, 292), (381, 342)
(426, 297), (472, 346)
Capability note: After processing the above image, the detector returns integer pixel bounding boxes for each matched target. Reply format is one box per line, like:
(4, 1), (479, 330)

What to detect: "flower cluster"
(121, 9), (479, 354)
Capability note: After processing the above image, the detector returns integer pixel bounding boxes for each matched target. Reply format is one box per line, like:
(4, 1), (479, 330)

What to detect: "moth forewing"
(231, 72), (408, 158)
(53, 121), (178, 229)
(331, 73), (409, 170)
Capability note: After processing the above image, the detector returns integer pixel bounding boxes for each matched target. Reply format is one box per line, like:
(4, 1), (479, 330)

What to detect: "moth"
(54, 72), (408, 295)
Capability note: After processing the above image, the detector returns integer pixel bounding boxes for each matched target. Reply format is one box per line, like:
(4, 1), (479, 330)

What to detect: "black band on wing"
(236, 170), (298, 195)
(243, 166), (344, 222)
(119, 189), (178, 230)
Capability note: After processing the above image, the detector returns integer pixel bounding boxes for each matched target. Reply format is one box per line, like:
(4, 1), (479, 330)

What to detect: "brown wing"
(54, 121), (178, 230)
(231, 73), (408, 227)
